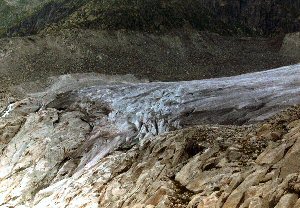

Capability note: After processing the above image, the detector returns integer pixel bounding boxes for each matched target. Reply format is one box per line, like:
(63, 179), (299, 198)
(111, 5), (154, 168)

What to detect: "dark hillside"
(4, 0), (300, 37)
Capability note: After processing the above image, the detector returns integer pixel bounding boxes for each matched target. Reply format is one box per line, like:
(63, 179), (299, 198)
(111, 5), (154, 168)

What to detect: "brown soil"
(0, 29), (298, 92)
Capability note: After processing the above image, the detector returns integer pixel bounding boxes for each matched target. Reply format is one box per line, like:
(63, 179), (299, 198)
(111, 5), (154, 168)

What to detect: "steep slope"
(0, 65), (300, 207)
(0, 29), (298, 89)
(0, 0), (51, 34)
(2, 0), (300, 37)
(0, 1), (300, 207)
(1, 0), (299, 89)
(27, 107), (300, 207)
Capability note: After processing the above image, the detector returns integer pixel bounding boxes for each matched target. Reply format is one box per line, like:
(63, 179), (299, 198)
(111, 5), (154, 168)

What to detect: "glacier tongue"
(0, 64), (300, 207)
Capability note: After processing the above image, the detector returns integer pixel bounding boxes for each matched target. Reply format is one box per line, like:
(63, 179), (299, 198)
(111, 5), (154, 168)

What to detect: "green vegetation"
(0, 0), (52, 36)
(3, 0), (256, 36)
(1, 0), (300, 37)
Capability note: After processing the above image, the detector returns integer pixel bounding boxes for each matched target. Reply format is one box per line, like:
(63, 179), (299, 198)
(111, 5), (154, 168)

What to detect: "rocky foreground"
(0, 65), (300, 207)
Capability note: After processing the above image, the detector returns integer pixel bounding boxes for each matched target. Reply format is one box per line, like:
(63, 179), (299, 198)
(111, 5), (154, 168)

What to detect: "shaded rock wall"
(3, 0), (300, 37)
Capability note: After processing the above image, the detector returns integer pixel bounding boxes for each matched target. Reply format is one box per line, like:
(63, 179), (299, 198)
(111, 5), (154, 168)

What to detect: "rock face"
(1, 65), (300, 207)
(1, 0), (300, 37)
(281, 32), (300, 60)
(1, 2), (299, 208)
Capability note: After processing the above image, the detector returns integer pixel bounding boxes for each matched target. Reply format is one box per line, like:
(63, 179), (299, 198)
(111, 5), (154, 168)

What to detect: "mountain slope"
(0, 29), (298, 90)
(1, 0), (300, 37)
(0, 0), (51, 34)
